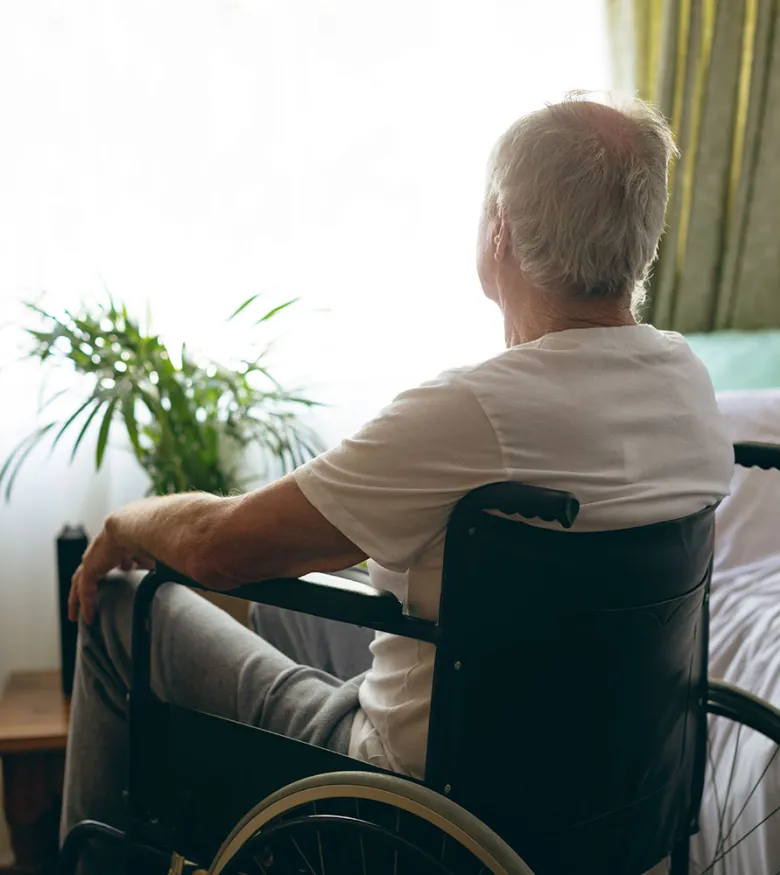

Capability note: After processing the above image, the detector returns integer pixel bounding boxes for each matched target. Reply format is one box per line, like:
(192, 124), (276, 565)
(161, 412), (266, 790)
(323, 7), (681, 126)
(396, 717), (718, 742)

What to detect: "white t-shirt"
(294, 325), (734, 779)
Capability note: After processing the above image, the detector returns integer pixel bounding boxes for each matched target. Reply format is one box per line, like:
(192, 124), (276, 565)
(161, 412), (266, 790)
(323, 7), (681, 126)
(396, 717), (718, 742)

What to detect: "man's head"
(477, 93), (678, 323)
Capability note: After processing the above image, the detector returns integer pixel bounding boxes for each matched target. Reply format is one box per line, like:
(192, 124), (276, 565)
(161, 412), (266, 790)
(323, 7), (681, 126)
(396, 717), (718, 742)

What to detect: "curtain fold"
(607, 0), (780, 332)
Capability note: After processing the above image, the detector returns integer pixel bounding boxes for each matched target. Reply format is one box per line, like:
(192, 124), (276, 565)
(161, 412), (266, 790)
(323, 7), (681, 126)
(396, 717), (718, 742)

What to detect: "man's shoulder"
(433, 344), (544, 388)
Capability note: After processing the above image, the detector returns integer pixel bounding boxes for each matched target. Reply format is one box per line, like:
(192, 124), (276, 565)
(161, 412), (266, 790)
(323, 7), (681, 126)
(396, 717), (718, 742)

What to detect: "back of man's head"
(485, 93), (678, 308)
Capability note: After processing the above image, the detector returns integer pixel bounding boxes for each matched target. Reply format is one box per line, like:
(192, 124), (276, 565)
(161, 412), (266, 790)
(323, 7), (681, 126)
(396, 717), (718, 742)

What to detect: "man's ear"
(493, 215), (509, 262)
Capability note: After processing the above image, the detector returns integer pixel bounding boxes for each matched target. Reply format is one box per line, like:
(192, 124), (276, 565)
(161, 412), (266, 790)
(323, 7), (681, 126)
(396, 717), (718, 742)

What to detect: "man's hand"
(69, 519), (154, 624)
(67, 477), (367, 624)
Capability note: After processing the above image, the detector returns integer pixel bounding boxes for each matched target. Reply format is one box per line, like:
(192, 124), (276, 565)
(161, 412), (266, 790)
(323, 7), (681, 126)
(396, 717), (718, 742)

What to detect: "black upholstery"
(128, 482), (720, 874)
(427, 493), (716, 875)
(129, 703), (385, 864)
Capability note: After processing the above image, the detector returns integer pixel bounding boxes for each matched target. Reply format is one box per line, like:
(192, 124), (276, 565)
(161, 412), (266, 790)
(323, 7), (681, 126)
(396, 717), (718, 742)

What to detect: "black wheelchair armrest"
(146, 561), (438, 643)
(734, 441), (780, 471)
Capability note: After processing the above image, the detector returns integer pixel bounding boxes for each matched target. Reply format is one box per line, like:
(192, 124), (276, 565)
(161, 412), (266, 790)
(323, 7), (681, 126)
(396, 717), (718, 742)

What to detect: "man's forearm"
(93, 475), (365, 595)
(107, 491), (230, 581)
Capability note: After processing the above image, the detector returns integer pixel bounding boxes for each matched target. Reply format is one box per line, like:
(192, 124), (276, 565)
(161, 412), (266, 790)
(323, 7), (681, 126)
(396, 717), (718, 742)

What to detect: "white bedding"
(690, 390), (780, 873)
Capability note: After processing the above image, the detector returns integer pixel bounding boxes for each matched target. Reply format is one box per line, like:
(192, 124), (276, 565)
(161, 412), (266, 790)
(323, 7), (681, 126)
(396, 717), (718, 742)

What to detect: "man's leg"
(61, 574), (362, 868)
(249, 604), (373, 680)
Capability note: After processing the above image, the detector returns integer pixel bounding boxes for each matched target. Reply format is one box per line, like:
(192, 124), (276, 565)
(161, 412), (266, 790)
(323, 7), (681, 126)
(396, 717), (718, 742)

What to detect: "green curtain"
(607, 0), (780, 332)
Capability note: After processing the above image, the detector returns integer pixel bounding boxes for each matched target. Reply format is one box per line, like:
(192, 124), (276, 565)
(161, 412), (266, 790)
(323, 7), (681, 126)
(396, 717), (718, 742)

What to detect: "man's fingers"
(68, 576), (80, 623)
(69, 565), (98, 625)
(79, 576), (98, 625)
(69, 525), (146, 625)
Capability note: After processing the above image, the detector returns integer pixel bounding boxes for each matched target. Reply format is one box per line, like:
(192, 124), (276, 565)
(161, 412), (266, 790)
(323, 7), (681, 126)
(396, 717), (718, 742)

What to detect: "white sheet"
(689, 390), (780, 873)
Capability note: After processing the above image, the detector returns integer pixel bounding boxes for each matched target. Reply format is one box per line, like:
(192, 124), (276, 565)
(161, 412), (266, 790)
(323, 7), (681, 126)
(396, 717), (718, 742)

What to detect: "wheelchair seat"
(60, 442), (780, 875)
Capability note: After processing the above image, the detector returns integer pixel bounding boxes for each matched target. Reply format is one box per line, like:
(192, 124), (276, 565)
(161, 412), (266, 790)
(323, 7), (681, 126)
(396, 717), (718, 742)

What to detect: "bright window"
(0, 1), (610, 676)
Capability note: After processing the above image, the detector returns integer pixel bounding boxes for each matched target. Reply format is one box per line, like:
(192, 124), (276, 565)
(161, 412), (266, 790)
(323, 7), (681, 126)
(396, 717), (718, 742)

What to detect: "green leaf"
(11, 292), (323, 498)
(50, 394), (100, 453)
(257, 366), (286, 389)
(1, 423), (57, 501)
(70, 399), (106, 463)
(121, 392), (141, 456)
(0, 430), (43, 494)
(23, 301), (58, 322)
(292, 431), (323, 460)
(227, 293), (260, 322)
(100, 277), (116, 313)
(254, 298), (299, 325)
(37, 387), (70, 414)
(95, 397), (118, 469)
(278, 395), (324, 408)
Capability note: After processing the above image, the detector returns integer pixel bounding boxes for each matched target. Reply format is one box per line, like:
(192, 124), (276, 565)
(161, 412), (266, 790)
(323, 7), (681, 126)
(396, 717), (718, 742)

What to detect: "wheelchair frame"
(60, 441), (780, 875)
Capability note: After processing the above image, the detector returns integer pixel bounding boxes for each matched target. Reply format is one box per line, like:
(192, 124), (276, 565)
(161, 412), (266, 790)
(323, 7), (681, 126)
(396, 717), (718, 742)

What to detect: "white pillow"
(714, 390), (780, 575)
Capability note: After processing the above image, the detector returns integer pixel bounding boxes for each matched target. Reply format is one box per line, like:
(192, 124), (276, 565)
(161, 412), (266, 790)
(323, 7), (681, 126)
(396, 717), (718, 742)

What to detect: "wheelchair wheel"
(682, 680), (780, 874)
(206, 770), (533, 875)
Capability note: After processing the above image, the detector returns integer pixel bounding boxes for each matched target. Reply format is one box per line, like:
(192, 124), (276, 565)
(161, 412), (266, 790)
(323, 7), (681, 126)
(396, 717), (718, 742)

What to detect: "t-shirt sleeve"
(293, 374), (505, 573)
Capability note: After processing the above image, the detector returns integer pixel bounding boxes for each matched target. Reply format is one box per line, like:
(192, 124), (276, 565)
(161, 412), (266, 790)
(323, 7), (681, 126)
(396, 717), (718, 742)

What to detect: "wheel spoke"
(313, 800), (325, 875)
(706, 732), (724, 872)
(230, 812), (460, 875)
(393, 807), (401, 875)
(356, 799), (367, 875)
(715, 721), (742, 860)
(291, 836), (318, 875)
(698, 803), (780, 874)
(718, 744), (779, 850)
(251, 855), (270, 875)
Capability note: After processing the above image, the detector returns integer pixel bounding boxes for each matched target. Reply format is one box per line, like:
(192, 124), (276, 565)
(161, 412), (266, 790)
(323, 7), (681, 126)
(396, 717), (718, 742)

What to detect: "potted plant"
(0, 294), (323, 499)
(1, 293), (324, 693)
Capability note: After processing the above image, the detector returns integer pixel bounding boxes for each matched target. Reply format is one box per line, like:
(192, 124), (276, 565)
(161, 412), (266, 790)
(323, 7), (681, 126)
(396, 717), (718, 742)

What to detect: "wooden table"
(0, 671), (69, 875)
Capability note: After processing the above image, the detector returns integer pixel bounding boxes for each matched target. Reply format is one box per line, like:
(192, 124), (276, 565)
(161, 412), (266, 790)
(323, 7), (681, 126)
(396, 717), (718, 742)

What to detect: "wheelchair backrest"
(425, 482), (715, 875)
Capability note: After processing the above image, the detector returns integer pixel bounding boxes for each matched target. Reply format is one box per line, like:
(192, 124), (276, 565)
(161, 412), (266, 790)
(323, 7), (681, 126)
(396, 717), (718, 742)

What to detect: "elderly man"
(62, 95), (733, 857)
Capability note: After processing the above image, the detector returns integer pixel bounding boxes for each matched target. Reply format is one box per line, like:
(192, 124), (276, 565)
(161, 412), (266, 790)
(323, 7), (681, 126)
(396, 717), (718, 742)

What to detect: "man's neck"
(501, 286), (636, 347)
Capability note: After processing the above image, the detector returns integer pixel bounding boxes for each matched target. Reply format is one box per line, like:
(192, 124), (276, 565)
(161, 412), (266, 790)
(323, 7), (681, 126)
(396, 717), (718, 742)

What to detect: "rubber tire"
(708, 679), (780, 741)
(207, 770), (534, 875)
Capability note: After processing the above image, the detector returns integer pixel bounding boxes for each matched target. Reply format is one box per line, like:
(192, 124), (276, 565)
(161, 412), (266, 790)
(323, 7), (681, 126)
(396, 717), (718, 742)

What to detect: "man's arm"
(70, 474), (367, 624)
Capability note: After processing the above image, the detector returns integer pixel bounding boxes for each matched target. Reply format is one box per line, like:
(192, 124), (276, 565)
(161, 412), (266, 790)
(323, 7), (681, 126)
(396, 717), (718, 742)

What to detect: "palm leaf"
(37, 387), (69, 414)
(14, 292), (323, 496)
(0, 429), (46, 492)
(227, 294), (260, 322)
(254, 298), (299, 325)
(70, 398), (106, 463)
(1, 423), (57, 501)
(23, 301), (58, 322)
(50, 394), (100, 453)
(291, 430), (323, 461)
(121, 391), (141, 456)
(95, 397), (119, 469)
(276, 394), (324, 408)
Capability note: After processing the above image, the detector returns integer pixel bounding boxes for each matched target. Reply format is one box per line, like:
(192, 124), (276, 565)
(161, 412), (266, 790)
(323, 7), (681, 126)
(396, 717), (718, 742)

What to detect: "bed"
(690, 386), (780, 873)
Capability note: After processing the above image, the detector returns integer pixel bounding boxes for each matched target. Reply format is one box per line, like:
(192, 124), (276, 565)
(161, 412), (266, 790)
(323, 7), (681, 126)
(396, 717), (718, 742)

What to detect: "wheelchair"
(60, 442), (780, 875)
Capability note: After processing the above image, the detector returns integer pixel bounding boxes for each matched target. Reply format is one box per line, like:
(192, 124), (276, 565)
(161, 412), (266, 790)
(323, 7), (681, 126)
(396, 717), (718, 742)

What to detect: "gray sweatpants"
(250, 604), (373, 681)
(61, 574), (366, 870)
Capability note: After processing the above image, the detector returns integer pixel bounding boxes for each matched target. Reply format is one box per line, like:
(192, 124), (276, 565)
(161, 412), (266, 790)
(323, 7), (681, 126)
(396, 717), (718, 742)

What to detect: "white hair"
(485, 92), (678, 309)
